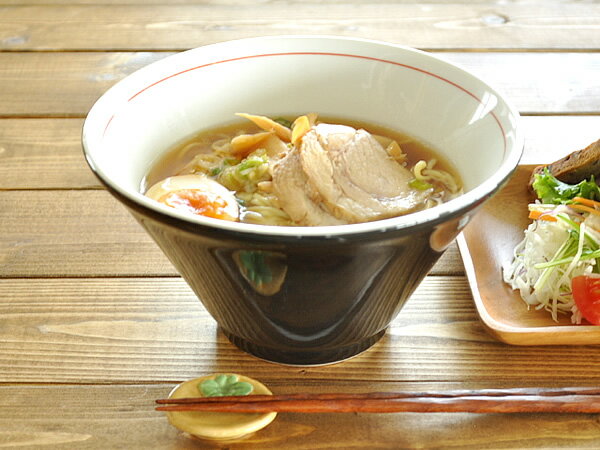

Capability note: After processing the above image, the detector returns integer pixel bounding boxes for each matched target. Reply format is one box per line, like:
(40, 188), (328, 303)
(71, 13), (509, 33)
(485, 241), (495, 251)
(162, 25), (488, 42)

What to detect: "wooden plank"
(447, 52), (600, 115)
(1, 3), (600, 51)
(1, 383), (600, 449)
(0, 189), (462, 277)
(0, 52), (170, 117)
(3, 116), (600, 277)
(0, 118), (101, 189)
(519, 116), (600, 165)
(1, 52), (599, 117)
(0, 190), (176, 277)
(2, 116), (599, 190)
(2, 276), (600, 384)
(2, 116), (599, 277)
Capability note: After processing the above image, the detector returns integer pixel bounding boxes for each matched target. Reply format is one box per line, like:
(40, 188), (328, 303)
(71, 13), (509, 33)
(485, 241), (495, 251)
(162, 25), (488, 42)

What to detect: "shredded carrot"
(528, 210), (557, 222)
(573, 196), (600, 209)
(570, 204), (600, 217)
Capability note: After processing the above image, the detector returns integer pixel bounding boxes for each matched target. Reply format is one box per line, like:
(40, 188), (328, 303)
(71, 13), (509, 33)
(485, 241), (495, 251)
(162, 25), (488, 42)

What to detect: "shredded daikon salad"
(503, 169), (600, 323)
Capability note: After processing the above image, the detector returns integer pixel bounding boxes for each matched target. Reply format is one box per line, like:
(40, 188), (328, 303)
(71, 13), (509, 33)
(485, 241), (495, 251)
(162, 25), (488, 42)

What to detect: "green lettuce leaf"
(532, 168), (600, 204)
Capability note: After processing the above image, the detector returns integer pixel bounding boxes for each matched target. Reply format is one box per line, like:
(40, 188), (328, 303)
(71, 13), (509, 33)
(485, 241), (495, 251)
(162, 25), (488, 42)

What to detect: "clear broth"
(145, 116), (461, 191)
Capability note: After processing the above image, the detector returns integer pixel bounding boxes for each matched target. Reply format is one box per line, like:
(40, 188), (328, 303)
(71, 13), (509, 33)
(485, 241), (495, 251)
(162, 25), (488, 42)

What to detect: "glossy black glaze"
(126, 203), (455, 365)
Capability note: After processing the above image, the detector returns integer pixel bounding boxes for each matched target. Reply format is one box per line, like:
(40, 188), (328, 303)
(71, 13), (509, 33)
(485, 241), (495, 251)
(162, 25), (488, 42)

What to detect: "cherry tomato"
(571, 275), (600, 325)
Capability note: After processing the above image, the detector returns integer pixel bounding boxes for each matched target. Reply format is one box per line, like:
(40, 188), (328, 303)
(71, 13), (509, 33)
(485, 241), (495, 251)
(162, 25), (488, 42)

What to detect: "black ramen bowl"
(82, 36), (523, 365)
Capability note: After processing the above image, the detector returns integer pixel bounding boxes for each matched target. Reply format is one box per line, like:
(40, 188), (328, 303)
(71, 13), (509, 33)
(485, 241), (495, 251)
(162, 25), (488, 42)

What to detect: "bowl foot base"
(221, 329), (386, 366)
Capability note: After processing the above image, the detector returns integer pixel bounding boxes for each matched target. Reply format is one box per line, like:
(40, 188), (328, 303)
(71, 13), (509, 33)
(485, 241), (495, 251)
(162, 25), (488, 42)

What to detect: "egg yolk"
(158, 189), (236, 221)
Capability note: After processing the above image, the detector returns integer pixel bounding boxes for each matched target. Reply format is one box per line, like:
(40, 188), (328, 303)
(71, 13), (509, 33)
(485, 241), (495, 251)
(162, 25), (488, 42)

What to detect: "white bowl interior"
(83, 36), (522, 235)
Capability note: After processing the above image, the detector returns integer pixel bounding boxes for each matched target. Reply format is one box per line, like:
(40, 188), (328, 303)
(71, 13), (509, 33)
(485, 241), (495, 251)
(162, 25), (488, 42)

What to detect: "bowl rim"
(82, 35), (524, 239)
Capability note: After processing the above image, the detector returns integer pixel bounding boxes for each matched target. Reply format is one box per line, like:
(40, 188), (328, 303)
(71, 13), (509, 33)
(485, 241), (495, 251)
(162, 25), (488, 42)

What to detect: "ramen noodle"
(144, 113), (462, 226)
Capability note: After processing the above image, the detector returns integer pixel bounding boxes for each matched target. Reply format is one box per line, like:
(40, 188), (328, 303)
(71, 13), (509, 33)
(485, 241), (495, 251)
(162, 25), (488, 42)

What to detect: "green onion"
(409, 179), (433, 191)
(557, 213), (599, 250)
(533, 231), (578, 291)
(534, 249), (600, 269)
(223, 158), (239, 166)
(533, 212), (600, 288)
(237, 158), (264, 172)
(274, 117), (293, 128)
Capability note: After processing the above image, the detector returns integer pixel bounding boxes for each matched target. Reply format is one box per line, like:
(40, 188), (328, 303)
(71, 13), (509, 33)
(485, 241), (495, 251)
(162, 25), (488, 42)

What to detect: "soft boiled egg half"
(145, 174), (239, 221)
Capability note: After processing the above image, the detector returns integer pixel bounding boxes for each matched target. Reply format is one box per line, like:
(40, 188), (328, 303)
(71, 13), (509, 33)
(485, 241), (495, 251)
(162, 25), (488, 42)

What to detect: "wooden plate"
(457, 165), (600, 345)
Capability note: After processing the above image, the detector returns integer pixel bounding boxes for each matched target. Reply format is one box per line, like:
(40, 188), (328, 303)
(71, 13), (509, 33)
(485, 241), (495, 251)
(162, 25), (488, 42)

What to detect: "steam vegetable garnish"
(503, 169), (600, 325)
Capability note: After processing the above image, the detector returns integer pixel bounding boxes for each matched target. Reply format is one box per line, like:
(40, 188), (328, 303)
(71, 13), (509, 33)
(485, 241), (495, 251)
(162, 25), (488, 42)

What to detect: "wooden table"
(1, 1), (600, 448)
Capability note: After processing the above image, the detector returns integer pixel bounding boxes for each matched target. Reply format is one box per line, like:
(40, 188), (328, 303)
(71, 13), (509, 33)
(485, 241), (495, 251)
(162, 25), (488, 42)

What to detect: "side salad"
(503, 168), (600, 325)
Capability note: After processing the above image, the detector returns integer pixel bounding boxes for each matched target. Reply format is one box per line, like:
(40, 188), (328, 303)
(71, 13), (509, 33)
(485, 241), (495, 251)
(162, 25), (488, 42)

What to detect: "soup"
(144, 113), (462, 226)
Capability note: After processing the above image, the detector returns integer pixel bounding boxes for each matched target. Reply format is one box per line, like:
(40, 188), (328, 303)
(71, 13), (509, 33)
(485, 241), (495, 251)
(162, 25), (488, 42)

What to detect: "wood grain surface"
(3, 384), (600, 449)
(1, 1), (600, 448)
(2, 116), (600, 191)
(0, 3), (599, 51)
(1, 52), (599, 116)
(3, 276), (600, 385)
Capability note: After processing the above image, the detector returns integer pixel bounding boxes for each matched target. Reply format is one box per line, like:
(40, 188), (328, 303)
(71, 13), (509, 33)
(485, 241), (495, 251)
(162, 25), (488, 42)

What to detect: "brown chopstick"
(155, 387), (600, 414)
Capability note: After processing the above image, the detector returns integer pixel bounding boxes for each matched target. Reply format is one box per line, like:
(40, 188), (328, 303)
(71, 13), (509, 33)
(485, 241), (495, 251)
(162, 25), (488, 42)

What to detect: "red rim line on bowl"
(101, 51), (507, 156)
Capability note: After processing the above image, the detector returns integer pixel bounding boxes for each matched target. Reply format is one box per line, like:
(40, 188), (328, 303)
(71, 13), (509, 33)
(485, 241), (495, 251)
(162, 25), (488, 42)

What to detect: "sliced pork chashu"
(271, 147), (345, 226)
(299, 123), (431, 223)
